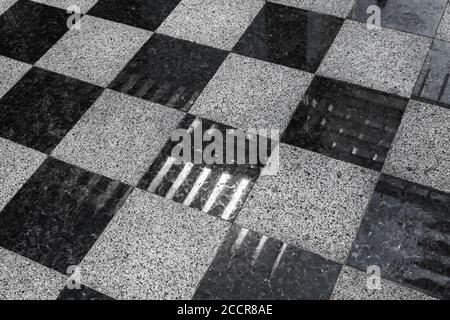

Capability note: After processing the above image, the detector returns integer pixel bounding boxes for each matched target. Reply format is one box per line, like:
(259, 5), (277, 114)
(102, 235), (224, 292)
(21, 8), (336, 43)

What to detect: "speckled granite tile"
(0, 0), (17, 15)
(109, 34), (227, 111)
(79, 189), (230, 300)
(352, 0), (447, 37)
(0, 55), (31, 99)
(190, 54), (313, 134)
(347, 174), (450, 299)
(317, 20), (432, 98)
(52, 90), (184, 186)
(0, 67), (103, 154)
(236, 143), (379, 263)
(57, 285), (114, 300)
(0, 0), (70, 64)
(282, 76), (408, 171)
(32, 0), (99, 13)
(413, 40), (450, 109)
(269, 0), (355, 18)
(88, 0), (181, 31)
(233, 2), (343, 72)
(194, 225), (342, 300)
(0, 138), (46, 212)
(437, 3), (450, 41)
(157, 0), (265, 51)
(383, 100), (450, 193)
(0, 247), (66, 300)
(331, 266), (435, 300)
(0, 157), (132, 274)
(36, 15), (152, 87)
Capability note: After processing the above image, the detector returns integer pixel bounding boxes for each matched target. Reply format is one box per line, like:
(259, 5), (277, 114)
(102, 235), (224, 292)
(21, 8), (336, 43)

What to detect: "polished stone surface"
(190, 53), (313, 134)
(413, 40), (450, 109)
(109, 34), (227, 111)
(282, 76), (408, 171)
(32, 0), (99, 13)
(57, 285), (114, 300)
(0, 0), (17, 15)
(0, 0), (69, 64)
(194, 225), (342, 300)
(0, 67), (103, 154)
(437, 4), (450, 42)
(317, 20), (432, 97)
(53, 89), (184, 186)
(80, 189), (230, 300)
(0, 55), (31, 99)
(0, 157), (132, 274)
(352, 0), (448, 37)
(269, 0), (355, 18)
(88, 0), (181, 31)
(233, 2), (343, 73)
(36, 15), (152, 87)
(348, 174), (450, 299)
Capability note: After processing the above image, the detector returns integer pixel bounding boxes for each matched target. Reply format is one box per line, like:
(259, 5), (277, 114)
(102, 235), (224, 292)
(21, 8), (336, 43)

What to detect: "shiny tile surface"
(352, 0), (447, 37)
(57, 285), (114, 300)
(109, 34), (227, 111)
(348, 174), (450, 299)
(282, 76), (408, 171)
(233, 2), (343, 72)
(0, 67), (103, 154)
(269, 0), (356, 18)
(88, 0), (181, 31)
(0, 157), (132, 274)
(194, 225), (342, 300)
(0, 0), (69, 64)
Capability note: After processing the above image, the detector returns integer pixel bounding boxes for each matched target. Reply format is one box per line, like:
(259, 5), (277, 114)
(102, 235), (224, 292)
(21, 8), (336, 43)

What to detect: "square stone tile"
(0, 0), (70, 63)
(347, 174), (450, 299)
(269, 0), (355, 18)
(157, 0), (265, 50)
(0, 247), (66, 300)
(383, 100), (450, 193)
(435, 2), (450, 42)
(0, 0), (17, 15)
(79, 189), (230, 300)
(413, 40), (450, 109)
(331, 266), (434, 300)
(52, 90), (184, 186)
(0, 55), (31, 99)
(282, 76), (408, 171)
(352, 0), (448, 37)
(57, 285), (114, 300)
(194, 225), (342, 300)
(317, 20), (432, 98)
(0, 67), (103, 154)
(0, 157), (132, 274)
(190, 53), (313, 134)
(236, 143), (379, 263)
(32, 0), (99, 13)
(0, 138), (46, 212)
(233, 2), (343, 72)
(109, 34), (227, 111)
(36, 15), (152, 87)
(88, 0), (181, 31)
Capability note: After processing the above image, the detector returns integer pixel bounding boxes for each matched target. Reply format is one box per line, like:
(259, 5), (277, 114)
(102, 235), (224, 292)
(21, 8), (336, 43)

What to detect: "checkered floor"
(0, 0), (449, 300)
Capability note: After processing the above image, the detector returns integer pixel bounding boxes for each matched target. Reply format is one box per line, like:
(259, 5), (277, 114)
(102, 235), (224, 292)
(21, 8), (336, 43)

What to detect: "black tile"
(0, 157), (132, 274)
(87, 0), (180, 31)
(281, 76), (408, 171)
(347, 174), (450, 299)
(232, 2), (343, 73)
(0, 67), (103, 154)
(352, 0), (447, 37)
(0, 0), (70, 63)
(193, 225), (342, 300)
(57, 285), (114, 300)
(137, 114), (275, 221)
(413, 40), (450, 110)
(109, 34), (227, 111)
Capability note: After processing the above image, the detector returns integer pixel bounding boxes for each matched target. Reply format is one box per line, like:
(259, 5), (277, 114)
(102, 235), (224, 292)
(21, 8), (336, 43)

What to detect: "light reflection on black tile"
(413, 40), (450, 110)
(0, 67), (103, 154)
(88, 0), (181, 31)
(281, 76), (408, 171)
(232, 2), (343, 73)
(137, 115), (275, 221)
(57, 285), (114, 300)
(193, 225), (342, 300)
(109, 34), (227, 111)
(0, 157), (132, 274)
(352, 0), (447, 37)
(348, 174), (450, 299)
(0, 0), (70, 63)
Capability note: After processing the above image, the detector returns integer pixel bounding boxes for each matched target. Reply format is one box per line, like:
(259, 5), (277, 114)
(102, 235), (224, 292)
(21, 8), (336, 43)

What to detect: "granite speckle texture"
(0, 55), (31, 99)
(436, 3), (450, 41)
(269, 0), (355, 18)
(32, 0), (99, 13)
(0, 0), (17, 15)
